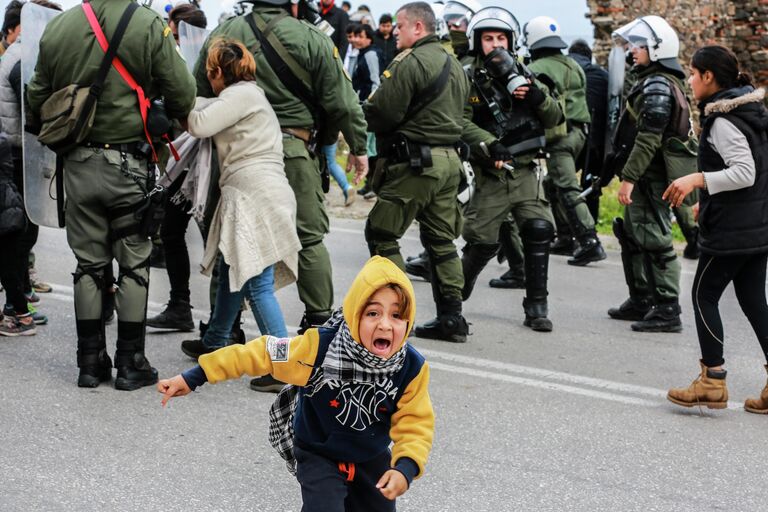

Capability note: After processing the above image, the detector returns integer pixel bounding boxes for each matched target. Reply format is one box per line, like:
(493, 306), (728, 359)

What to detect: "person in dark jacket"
(374, 13), (397, 69)
(664, 46), (768, 414)
(568, 39), (608, 223)
(352, 24), (381, 101)
(320, 0), (349, 59)
(0, 133), (34, 336)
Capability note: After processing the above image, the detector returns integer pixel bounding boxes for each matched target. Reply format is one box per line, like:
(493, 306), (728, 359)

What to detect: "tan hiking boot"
(667, 361), (728, 409)
(744, 365), (768, 415)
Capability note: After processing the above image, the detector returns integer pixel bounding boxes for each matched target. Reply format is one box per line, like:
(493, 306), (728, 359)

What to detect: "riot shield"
(604, 44), (627, 153)
(20, 2), (62, 228)
(177, 21), (210, 74)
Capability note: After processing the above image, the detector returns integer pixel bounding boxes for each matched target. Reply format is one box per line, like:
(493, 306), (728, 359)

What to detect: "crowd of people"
(1, 0), (767, 509)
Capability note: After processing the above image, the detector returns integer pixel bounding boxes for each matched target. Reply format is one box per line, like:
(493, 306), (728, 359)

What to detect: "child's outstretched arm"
(156, 331), (322, 406)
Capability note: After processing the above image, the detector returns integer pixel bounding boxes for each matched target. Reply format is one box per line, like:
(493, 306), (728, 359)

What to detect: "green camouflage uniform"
(528, 54), (593, 238)
(193, 7), (367, 324)
(26, 0), (196, 382)
(364, 34), (468, 315)
(616, 64), (685, 303)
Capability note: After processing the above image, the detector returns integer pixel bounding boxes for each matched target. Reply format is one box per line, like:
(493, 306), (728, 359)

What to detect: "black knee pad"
(521, 219), (554, 244)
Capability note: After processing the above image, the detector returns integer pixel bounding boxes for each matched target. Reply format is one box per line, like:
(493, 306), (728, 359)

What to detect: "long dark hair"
(691, 45), (753, 90)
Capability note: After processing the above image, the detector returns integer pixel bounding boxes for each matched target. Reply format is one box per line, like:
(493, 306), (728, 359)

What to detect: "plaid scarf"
(268, 308), (407, 474)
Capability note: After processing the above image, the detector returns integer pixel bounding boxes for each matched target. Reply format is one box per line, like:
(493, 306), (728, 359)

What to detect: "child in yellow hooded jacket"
(158, 256), (434, 511)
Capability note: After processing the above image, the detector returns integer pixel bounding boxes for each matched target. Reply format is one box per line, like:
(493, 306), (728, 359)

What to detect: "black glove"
(523, 83), (546, 107)
(488, 141), (513, 161)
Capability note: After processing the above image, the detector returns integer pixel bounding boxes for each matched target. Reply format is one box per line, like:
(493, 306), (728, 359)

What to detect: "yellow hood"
(342, 256), (416, 349)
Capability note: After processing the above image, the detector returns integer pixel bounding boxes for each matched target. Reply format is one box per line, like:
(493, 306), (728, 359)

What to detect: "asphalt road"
(1, 217), (766, 512)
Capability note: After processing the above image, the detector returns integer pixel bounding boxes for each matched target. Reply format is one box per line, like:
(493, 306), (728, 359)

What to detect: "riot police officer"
(460, 6), (562, 332)
(364, 1), (470, 343)
(523, 16), (607, 266)
(193, 0), (368, 332)
(442, 0), (480, 59)
(607, 16), (692, 332)
(27, 0), (196, 389)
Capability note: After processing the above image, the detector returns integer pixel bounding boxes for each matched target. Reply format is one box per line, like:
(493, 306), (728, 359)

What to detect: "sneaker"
(0, 315), (37, 336)
(343, 187), (357, 207)
(147, 301), (195, 331)
(25, 290), (40, 304)
(29, 268), (52, 293)
(27, 305), (48, 325)
(250, 375), (286, 393)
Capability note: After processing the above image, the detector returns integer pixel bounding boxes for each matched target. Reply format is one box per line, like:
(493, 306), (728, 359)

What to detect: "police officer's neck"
(530, 48), (561, 61)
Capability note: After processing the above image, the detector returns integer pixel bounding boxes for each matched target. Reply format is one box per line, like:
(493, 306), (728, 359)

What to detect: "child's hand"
(157, 375), (192, 407)
(376, 469), (408, 501)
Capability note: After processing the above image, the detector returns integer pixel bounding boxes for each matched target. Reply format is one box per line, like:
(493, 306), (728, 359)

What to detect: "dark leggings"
(160, 172), (193, 304)
(693, 252), (768, 367)
(0, 230), (30, 313)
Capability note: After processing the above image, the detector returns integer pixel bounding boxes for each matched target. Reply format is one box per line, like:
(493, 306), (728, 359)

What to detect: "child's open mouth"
(372, 337), (392, 355)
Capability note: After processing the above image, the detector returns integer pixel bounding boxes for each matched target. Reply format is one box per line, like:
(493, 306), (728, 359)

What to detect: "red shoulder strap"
(82, 1), (160, 161)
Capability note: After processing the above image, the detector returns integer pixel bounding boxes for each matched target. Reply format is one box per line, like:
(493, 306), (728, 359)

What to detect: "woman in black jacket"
(663, 46), (768, 414)
(0, 133), (34, 336)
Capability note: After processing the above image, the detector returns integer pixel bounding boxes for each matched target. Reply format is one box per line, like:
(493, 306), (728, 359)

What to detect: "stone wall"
(585, 0), (768, 85)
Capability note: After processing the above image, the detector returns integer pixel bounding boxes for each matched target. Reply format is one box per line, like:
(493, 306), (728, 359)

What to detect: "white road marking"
(41, 283), (742, 409)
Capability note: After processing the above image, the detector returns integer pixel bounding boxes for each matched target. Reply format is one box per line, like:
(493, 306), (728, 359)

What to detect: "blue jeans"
(322, 143), (350, 193)
(202, 259), (287, 349)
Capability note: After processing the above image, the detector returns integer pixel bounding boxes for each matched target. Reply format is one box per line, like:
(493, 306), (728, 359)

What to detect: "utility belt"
(281, 127), (319, 154)
(382, 133), (457, 173)
(81, 140), (153, 161)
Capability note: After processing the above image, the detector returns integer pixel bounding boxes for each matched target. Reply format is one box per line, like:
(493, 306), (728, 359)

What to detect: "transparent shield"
(177, 21), (210, 74)
(605, 44), (627, 152)
(21, 2), (62, 228)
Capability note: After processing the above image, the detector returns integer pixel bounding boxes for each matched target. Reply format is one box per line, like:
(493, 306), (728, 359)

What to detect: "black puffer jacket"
(697, 86), (768, 255)
(0, 133), (25, 235)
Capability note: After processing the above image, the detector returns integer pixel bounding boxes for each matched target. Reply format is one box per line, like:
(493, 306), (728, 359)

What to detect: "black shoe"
(608, 297), (652, 321)
(297, 312), (332, 335)
(180, 338), (217, 359)
(357, 185), (370, 196)
(249, 375), (286, 393)
(567, 239), (607, 266)
(550, 236), (574, 256)
(631, 303), (683, 333)
(149, 245), (166, 269)
(522, 298), (552, 332)
(147, 301), (195, 331)
(405, 256), (432, 282)
(78, 350), (113, 388)
(114, 353), (158, 391)
(412, 314), (469, 343)
(524, 315), (553, 332)
(406, 251), (428, 263)
(489, 269), (525, 289)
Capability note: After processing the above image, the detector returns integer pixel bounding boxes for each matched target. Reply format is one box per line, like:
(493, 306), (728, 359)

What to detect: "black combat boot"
(297, 311), (332, 335)
(405, 253), (432, 282)
(489, 264), (526, 289)
(607, 297), (653, 321)
(147, 300), (195, 331)
(521, 219), (555, 332)
(631, 301), (683, 333)
(412, 297), (469, 343)
(76, 320), (112, 388)
(114, 321), (158, 391)
(568, 231), (607, 266)
(550, 235), (574, 255)
(461, 243), (498, 300)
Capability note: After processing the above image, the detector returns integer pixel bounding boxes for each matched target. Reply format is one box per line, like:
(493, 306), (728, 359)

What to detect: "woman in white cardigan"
(185, 39), (301, 356)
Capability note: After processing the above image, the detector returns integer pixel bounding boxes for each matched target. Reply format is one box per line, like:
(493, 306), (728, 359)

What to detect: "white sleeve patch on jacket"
(267, 337), (291, 362)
